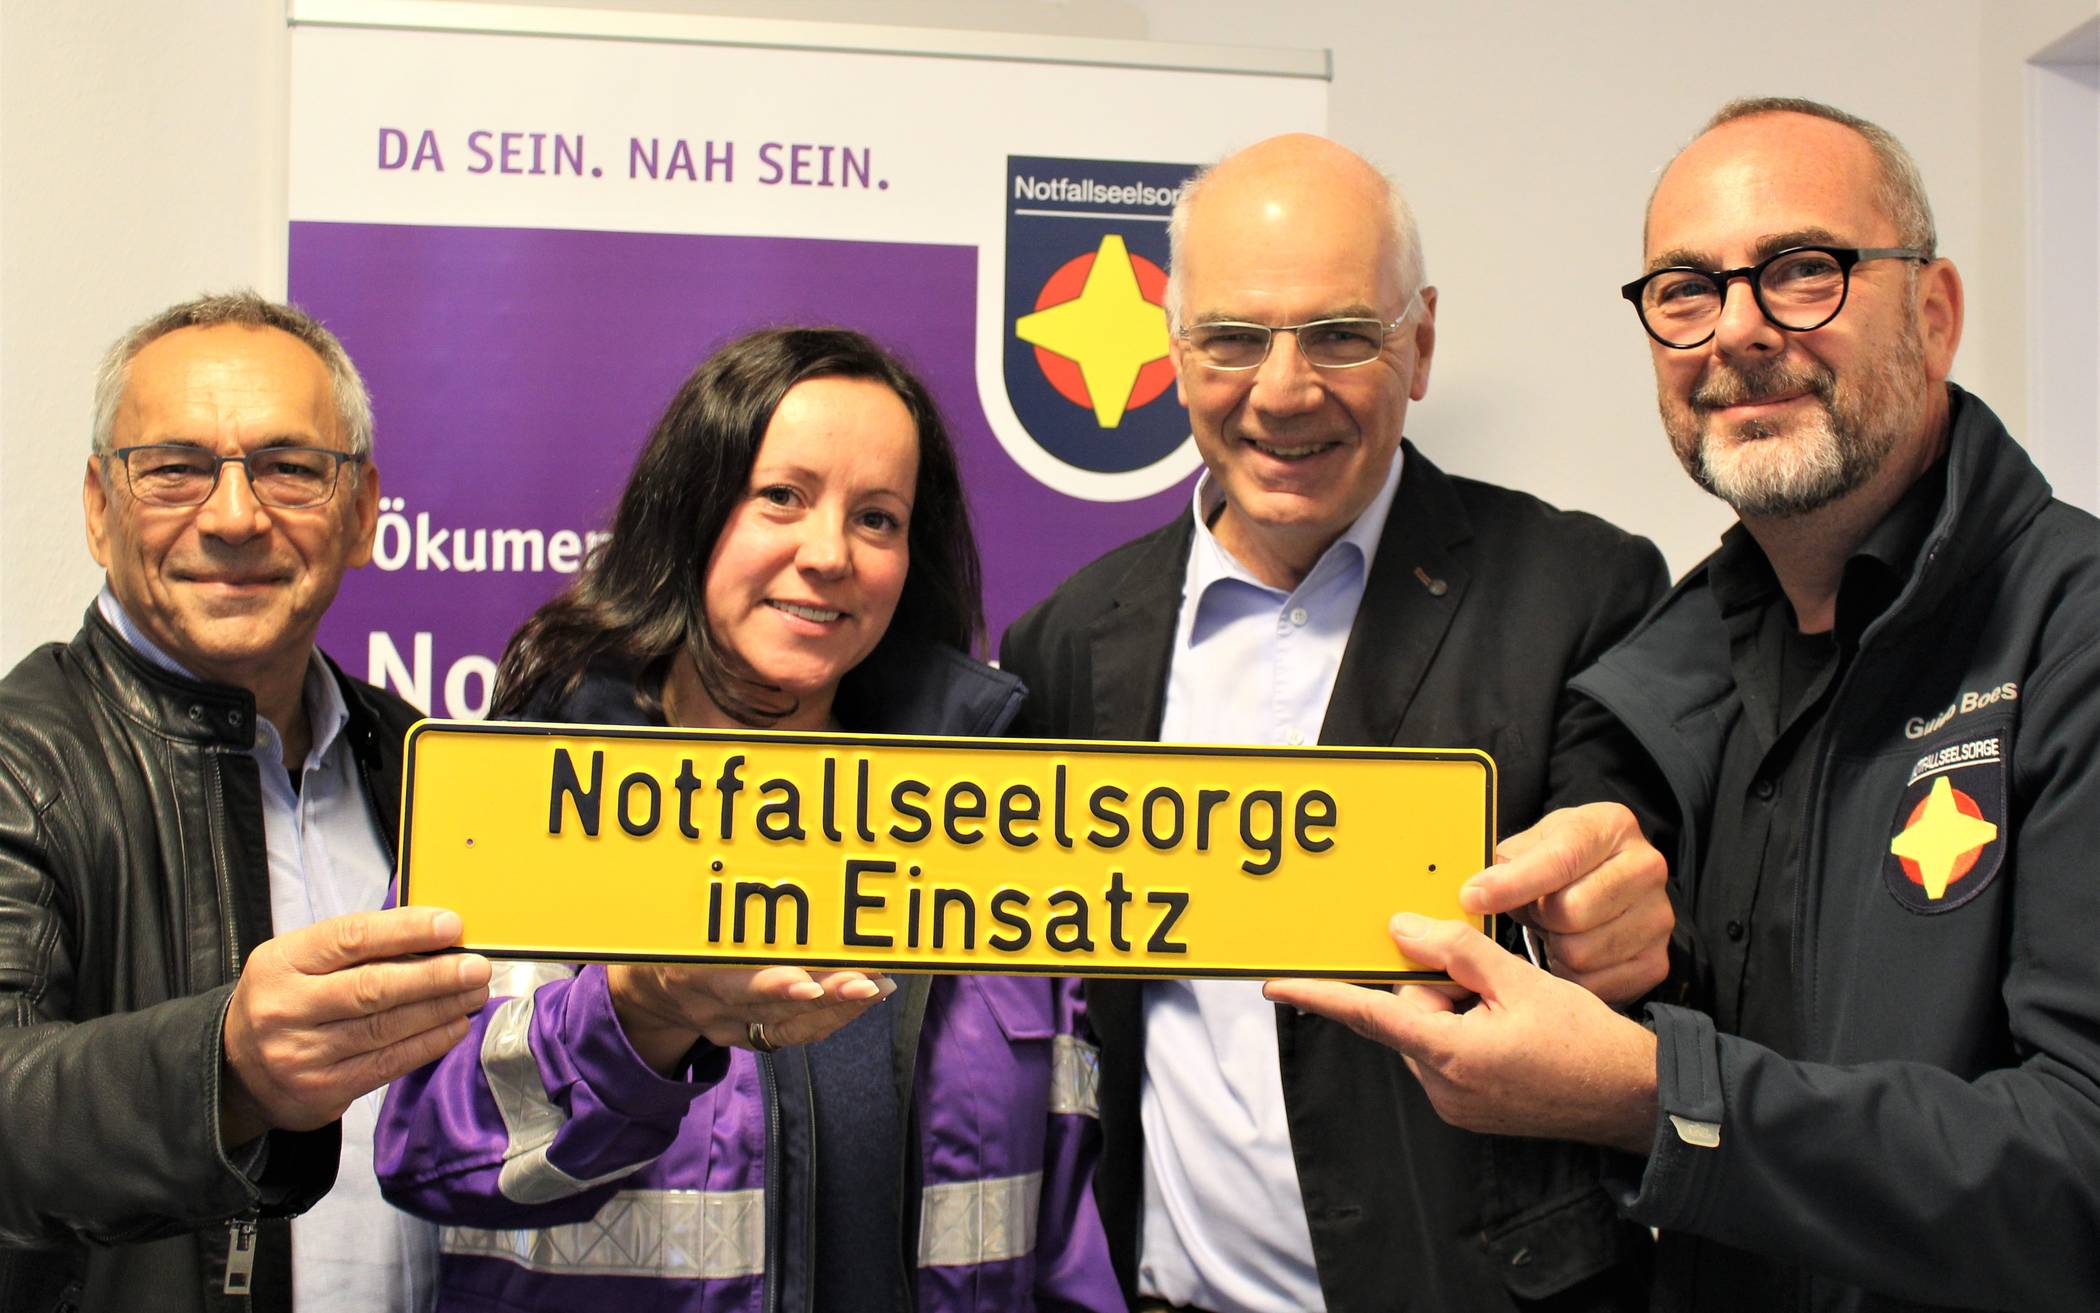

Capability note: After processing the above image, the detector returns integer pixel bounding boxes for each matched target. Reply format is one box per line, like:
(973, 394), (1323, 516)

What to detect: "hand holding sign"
(221, 907), (491, 1147)
(607, 962), (894, 1073)
(1265, 915), (1660, 1154)
(1458, 802), (1671, 1005)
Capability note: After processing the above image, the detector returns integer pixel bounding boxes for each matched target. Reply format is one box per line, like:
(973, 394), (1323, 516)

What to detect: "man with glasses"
(1274, 99), (2100, 1313)
(1001, 133), (1676, 1312)
(0, 293), (487, 1311)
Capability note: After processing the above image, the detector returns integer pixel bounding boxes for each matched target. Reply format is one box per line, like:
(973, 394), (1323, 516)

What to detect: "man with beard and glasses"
(1270, 98), (2100, 1313)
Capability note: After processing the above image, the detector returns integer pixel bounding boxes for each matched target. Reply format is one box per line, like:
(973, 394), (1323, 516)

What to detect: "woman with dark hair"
(377, 327), (1120, 1313)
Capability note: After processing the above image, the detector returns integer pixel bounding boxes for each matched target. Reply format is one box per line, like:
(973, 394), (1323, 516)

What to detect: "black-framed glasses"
(1620, 245), (1930, 349)
(1178, 293), (1421, 371)
(110, 444), (364, 509)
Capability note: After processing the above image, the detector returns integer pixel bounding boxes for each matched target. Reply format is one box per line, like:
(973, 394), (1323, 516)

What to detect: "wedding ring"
(746, 1019), (779, 1053)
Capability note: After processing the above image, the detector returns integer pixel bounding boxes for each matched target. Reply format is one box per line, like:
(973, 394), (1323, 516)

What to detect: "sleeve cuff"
(1613, 1002), (1723, 1229)
(557, 966), (730, 1121)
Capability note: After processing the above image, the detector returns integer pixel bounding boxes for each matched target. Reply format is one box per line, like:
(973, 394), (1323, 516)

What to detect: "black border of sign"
(396, 719), (1497, 982)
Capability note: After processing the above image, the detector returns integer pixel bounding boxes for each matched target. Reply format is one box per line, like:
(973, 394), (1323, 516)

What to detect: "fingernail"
(875, 976), (898, 998)
(457, 954), (491, 988)
(789, 981), (825, 1001)
(1391, 912), (1431, 939)
(431, 909), (463, 940)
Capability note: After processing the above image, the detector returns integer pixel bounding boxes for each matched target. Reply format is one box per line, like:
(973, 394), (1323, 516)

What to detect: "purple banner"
(291, 221), (1193, 716)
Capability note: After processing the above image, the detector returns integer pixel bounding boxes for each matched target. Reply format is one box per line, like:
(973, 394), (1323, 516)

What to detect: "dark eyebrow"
(753, 463), (912, 502)
(1647, 228), (1853, 274)
(1750, 228), (1848, 261)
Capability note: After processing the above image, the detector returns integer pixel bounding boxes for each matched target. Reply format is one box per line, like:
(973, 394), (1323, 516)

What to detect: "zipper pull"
(224, 1218), (259, 1295)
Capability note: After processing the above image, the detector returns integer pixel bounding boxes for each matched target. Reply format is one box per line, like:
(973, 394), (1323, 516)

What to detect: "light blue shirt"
(1137, 451), (1404, 1313)
(98, 588), (437, 1312)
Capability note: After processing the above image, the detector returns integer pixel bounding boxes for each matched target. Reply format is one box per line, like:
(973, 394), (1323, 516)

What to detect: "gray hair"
(1669, 97), (1938, 256)
(90, 291), (374, 457)
(1163, 160), (1427, 329)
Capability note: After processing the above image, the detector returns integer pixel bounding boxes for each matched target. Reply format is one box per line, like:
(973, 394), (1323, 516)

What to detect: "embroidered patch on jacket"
(1884, 729), (2009, 914)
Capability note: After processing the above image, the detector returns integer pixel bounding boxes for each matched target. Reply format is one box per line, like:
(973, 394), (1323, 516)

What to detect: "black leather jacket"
(0, 606), (419, 1313)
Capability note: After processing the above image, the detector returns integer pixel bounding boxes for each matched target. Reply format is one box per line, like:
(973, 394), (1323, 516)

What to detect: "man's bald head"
(1165, 133), (1425, 328)
(1644, 97), (1936, 260)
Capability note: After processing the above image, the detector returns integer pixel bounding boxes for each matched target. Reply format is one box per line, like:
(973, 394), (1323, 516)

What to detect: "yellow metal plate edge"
(395, 717), (1499, 983)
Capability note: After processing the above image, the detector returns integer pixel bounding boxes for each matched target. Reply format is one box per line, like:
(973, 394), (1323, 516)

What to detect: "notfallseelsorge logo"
(1885, 730), (2008, 913)
(999, 155), (1200, 501)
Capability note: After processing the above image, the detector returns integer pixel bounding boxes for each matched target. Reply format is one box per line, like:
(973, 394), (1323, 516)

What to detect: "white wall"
(5, 0), (2093, 667)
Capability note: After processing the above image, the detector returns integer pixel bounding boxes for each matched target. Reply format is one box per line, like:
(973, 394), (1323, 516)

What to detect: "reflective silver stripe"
(1049, 1033), (1100, 1118)
(488, 959), (576, 999)
(440, 1187), (765, 1279)
(917, 1171), (1041, 1267)
(481, 979), (656, 1204)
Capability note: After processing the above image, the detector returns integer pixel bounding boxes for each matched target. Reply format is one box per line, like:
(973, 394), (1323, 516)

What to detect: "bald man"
(1001, 134), (1674, 1313)
(1273, 100), (2100, 1313)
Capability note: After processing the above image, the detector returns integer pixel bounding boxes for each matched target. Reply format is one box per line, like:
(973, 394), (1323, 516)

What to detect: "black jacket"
(999, 442), (1671, 1312)
(1576, 388), (2100, 1313)
(0, 606), (420, 1313)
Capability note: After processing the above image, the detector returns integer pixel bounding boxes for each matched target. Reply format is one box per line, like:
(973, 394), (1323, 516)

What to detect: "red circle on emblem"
(1896, 785), (1989, 889)
(1030, 250), (1177, 417)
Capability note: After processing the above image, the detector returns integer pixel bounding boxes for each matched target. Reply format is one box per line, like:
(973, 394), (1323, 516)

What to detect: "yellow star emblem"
(1888, 775), (1999, 900)
(1014, 233), (1169, 428)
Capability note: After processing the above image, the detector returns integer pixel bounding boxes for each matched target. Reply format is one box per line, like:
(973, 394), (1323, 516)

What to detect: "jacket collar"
(1572, 385), (2051, 816)
(1871, 385), (2052, 639)
(532, 637), (1026, 739)
(1320, 439), (1472, 747)
(76, 602), (262, 748)
(73, 600), (404, 777)
(1077, 439), (1472, 746)
(836, 638), (1025, 738)
(1085, 519), (1196, 740)
(1603, 387), (2045, 695)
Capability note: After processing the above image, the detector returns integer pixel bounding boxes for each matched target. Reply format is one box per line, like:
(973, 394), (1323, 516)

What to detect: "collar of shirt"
(1707, 454), (1948, 647)
(96, 584), (349, 769)
(1837, 454), (1947, 639)
(1180, 444), (1406, 649)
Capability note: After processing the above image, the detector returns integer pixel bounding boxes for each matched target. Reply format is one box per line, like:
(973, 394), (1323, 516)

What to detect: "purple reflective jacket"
(376, 964), (1117, 1312)
(375, 648), (1122, 1312)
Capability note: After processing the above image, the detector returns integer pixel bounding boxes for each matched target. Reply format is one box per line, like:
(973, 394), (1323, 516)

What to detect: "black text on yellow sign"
(398, 722), (1495, 980)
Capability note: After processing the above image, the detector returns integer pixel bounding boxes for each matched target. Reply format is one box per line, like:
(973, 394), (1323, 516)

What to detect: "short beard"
(1662, 322), (1923, 519)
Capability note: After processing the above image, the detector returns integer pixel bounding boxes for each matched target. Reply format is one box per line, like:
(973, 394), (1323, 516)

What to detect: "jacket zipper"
(206, 750), (263, 1298)
(216, 686), (392, 1299)
(222, 1217), (259, 1295)
(1784, 541), (1944, 1313)
(761, 1052), (781, 1313)
(349, 706), (400, 869)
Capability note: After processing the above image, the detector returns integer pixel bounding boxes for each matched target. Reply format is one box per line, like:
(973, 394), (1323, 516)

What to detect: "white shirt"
(98, 589), (438, 1312)
(1137, 450), (1404, 1313)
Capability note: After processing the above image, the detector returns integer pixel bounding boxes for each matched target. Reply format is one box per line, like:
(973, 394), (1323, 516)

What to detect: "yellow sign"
(397, 722), (1494, 980)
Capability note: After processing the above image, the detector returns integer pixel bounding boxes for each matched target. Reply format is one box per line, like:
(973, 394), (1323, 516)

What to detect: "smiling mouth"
(179, 573), (284, 588)
(1245, 438), (1339, 461)
(768, 600), (844, 623)
(1711, 391), (1809, 413)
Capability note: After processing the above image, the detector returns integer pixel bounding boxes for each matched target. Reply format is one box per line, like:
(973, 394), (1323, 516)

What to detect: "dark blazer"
(1000, 442), (1671, 1313)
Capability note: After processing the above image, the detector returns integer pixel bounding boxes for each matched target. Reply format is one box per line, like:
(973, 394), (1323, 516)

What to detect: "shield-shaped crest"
(998, 154), (1200, 501)
(1885, 727), (2011, 914)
